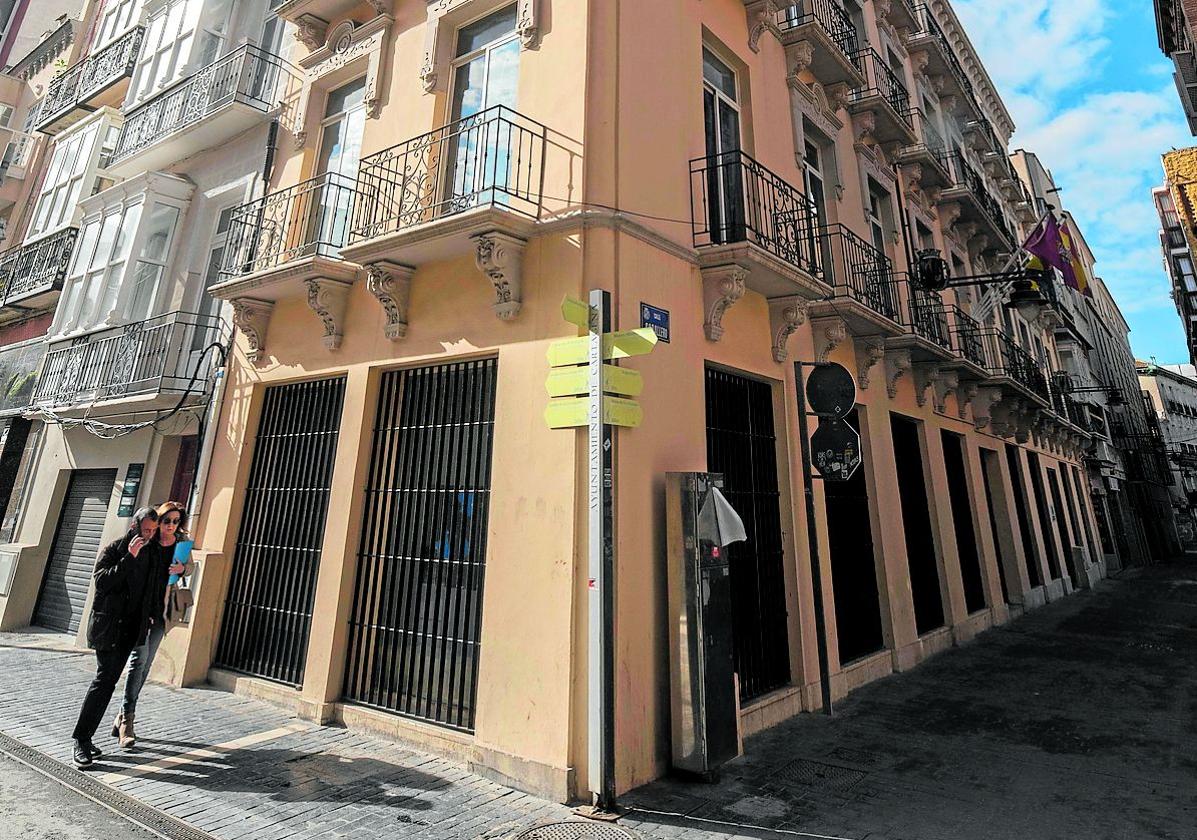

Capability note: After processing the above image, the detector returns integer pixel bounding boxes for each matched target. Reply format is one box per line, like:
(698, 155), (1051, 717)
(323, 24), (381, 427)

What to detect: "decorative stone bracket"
(769, 297), (808, 363)
(814, 317), (847, 363)
(933, 370), (959, 413)
(366, 261), (414, 340)
(474, 231), (526, 320)
(422, 0), (541, 93)
(702, 265), (747, 342)
(957, 382), (979, 419)
(745, 0), (781, 53)
(913, 362), (941, 408)
(230, 299), (275, 364)
(972, 387), (1003, 431)
(857, 337), (886, 390)
(885, 348), (912, 398)
(306, 278), (353, 350)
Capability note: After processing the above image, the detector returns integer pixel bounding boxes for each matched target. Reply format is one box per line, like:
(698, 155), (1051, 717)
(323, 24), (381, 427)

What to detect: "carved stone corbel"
(989, 396), (1020, 438)
(473, 231), (526, 320)
(518, 0), (540, 48)
(367, 0), (391, 14)
(885, 348), (912, 398)
(1014, 404), (1035, 444)
(230, 299), (274, 364)
(933, 370), (959, 413)
(814, 318), (847, 362)
(295, 14), (328, 51)
(769, 297), (808, 363)
(747, 0), (781, 53)
(958, 382), (979, 419)
(785, 40), (815, 82)
(826, 82), (851, 113)
(938, 201), (962, 232)
(972, 387), (1003, 431)
(306, 279), (352, 350)
(366, 261), (414, 340)
(702, 265), (748, 341)
(858, 337), (886, 390)
(853, 109), (878, 148)
(913, 363), (941, 407)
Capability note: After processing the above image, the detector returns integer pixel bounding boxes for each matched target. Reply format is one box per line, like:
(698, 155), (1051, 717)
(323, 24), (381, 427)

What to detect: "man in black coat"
(70, 507), (169, 767)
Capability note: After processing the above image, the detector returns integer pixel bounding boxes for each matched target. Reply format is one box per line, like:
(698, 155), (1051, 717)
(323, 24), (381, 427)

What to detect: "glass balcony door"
(702, 47), (743, 244)
(313, 77), (366, 258)
(446, 5), (520, 213)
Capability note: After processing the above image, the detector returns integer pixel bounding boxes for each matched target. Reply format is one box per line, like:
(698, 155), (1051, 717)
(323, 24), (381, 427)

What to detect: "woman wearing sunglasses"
(111, 500), (192, 749)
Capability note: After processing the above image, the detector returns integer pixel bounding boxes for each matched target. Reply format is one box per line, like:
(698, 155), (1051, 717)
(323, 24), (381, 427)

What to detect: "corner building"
(16, 0), (1110, 802)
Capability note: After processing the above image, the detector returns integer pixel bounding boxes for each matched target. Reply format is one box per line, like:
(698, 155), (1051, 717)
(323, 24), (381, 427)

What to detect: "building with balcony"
(1154, 0), (1197, 135)
(0, 0), (280, 662)
(1155, 151), (1197, 364)
(1138, 361), (1197, 552)
(0, 0), (1140, 807)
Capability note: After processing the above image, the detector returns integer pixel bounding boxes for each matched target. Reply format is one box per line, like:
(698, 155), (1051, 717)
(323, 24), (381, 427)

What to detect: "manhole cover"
(511, 821), (642, 840)
(776, 758), (867, 791)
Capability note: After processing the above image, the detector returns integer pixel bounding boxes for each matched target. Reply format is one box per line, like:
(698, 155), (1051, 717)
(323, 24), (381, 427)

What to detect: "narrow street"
(2, 563), (1195, 840)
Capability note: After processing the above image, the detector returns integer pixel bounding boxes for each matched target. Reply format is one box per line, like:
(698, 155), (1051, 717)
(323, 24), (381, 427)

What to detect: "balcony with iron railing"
(965, 113), (1001, 154)
(807, 224), (903, 334)
(896, 109), (952, 187)
(0, 336), (46, 416)
(896, 283), (954, 359)
(939, 151), (1017, 250)
(776, 0), (865, 89)
(905, 5), (981, 119)
(0, 226), (78, 312)
(980, 329), (1050, 405)
(214, 171), (360, 302)
(1162, 210), (1189, 250)
(944, 304), (988, 376)
(343, 105), (549, 271)
(108, 43), (299, 178)
(847, 48), (915, 145)
(688, 149), (829, 301)
(34, 26), (144, 136)
(33, 310), (225, 410)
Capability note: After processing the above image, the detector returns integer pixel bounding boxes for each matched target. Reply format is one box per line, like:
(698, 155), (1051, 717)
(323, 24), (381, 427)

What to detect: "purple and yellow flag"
(1058, 217), (1092, 298)
(1021, 213), (1092, 298)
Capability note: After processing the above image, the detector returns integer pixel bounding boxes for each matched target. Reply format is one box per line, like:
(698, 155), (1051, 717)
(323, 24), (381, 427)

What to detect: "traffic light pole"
(794, 361), (834, 717)
(588, 288), (617, 812)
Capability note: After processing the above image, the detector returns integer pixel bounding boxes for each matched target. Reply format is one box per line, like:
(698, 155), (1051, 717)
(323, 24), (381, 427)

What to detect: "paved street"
(2, 563), (1196, 840)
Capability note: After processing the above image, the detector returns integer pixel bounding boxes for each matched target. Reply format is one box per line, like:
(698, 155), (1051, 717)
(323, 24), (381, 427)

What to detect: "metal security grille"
(214, 377), (346, 687)
(705, 367), (790, 702)
(343, 359), (497, 731)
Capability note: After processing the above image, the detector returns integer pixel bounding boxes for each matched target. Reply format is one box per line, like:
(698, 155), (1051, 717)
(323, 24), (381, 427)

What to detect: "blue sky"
(954, 0), (1192, 363)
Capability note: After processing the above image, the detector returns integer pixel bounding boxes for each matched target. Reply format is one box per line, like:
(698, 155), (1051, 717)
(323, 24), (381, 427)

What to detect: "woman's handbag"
(167, 581), (194, 623)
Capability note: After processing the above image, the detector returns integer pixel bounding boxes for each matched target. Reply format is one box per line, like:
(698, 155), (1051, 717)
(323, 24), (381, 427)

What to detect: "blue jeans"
(122, 620), (165, 716)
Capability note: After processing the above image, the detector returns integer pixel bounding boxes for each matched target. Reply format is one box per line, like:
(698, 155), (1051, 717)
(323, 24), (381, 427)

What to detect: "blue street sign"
(640, 303), (670, 343)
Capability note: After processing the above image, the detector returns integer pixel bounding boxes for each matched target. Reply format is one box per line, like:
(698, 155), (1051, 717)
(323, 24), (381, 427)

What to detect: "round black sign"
(810, 419), (862, 482)
(806, 363), (856, 419)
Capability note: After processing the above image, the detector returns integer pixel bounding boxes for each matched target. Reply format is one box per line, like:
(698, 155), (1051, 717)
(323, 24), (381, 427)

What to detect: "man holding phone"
(70, 507), (167, 768)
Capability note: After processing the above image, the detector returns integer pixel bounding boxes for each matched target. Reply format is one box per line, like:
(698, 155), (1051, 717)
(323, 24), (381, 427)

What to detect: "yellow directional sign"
(545, 365), (644, 398)
(544, 396), (644, 429)
(546, 327), (659, 367)
(561, 296), (591, 330)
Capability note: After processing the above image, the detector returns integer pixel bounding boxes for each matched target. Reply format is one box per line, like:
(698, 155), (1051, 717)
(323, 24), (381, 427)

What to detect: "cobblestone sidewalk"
(3, 564), (1196, 840)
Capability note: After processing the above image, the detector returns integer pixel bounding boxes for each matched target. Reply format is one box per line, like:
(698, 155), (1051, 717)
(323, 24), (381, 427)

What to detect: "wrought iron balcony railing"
(909, 5), (976, 104)
(224, 172), (359, 278)
(941, 151), (1016, 245)
(34, 26), (143, 133)
(0, 337), (46, 415)
(818, 224), (899, 320)
(0, 227), (79, 308)
(777, 0), (861, 64)
(690, 149), (824, 278)
(350, 105), (547, 243)
(849, 47), (913, 125)
(948, 305), (986, 368)
(982, 329), (1049, 400)
(905, 285), (951, 349)
(113, 43), (295, 165)
(33, 311), (225, 408)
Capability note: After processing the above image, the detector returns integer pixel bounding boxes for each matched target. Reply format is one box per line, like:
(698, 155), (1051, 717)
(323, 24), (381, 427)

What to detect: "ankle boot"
(118, 712), (136, 749)
(110, 711), (122, 739)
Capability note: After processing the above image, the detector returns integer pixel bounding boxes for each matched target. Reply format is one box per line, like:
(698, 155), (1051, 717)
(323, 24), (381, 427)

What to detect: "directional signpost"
(794, 360), (860, 719)
(546, 292), (657, 814)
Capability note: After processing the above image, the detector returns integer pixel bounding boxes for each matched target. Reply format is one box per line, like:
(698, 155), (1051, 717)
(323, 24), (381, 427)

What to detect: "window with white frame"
(194, 0), (235, 67)
(55, 178), (191, 335)
(95, 0), (142, 51)
(132, 0), (198, 101)
(28, 121), (102, 239)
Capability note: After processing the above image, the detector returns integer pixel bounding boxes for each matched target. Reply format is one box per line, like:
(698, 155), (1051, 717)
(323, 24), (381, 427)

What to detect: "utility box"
(665, 472), (740, 778)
